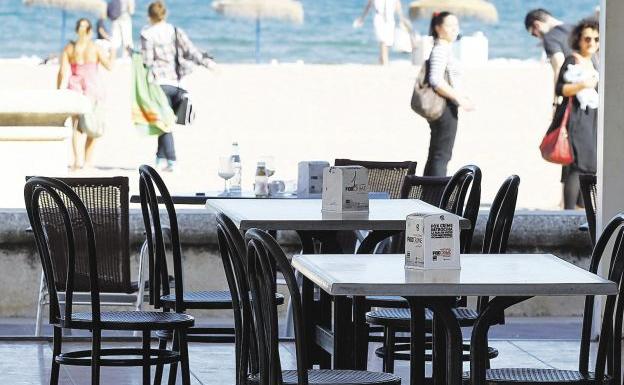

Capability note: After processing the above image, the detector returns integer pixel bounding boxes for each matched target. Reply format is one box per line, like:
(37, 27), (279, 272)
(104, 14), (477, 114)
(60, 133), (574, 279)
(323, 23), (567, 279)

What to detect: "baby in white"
(563, 63), (599, 110)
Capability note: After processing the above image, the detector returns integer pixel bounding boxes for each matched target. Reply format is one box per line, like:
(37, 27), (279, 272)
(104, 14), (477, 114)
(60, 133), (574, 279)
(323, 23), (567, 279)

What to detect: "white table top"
(205, 198), (470, 231)
(291, 254), (617, 297)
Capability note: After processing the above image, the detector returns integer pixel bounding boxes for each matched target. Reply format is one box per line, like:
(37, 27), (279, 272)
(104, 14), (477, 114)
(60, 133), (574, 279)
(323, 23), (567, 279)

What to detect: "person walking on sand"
(57, 18), (114, 170)
(141, 1), (215, 172)
(549, 19), (599, 209)
(353, 0), (410, 65)
(423, 12), (474, 177)
(108, 0), (135, 57)
(524, 9), (573, 111)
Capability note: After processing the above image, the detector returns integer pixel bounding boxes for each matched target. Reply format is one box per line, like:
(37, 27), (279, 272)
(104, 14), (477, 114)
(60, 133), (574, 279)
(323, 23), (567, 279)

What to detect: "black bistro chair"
(139, 164), (250, 383)
(466, 212), (624, 385)
(239, 228), (401, 385)
(366, 174), (517, 374)
(579, 174), (598, 247)
(25, 176), (194, 385)
(29, 177), (148, 337)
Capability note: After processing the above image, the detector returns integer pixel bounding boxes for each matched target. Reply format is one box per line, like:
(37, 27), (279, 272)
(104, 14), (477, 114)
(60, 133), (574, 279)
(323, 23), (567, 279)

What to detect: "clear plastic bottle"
(254, 161), (269, 197)
(230, 142), (242, 192)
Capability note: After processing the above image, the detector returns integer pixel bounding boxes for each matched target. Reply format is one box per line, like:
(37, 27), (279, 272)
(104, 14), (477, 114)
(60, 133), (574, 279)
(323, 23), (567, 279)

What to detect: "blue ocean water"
(1, 0), (599, 63)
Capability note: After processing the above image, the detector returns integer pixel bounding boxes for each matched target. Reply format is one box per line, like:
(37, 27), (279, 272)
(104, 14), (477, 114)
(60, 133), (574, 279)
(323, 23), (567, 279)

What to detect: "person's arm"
(141, 35), (154, 68)
(428, 46), (473, 110)
(550, 52), (565, 103)
(97, 44), (114, 71)
(353, 0), (373, 27)
(127, 0), (135, 15)
(395, 0), (411, 30)
(555, 57), (598, 97)
(56, 45), (70, 89)
(177, 29), (214, 67)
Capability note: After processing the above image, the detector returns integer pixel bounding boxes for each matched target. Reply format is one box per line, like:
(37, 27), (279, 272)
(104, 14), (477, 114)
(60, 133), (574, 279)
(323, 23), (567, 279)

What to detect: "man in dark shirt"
(525, 9), (573, 108)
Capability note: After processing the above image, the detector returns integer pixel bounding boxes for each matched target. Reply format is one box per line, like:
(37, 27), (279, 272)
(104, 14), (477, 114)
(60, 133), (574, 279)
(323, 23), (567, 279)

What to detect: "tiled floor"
(0, 338), (595, 385)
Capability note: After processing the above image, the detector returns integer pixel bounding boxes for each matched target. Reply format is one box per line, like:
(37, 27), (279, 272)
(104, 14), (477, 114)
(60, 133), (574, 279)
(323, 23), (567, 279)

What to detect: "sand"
(0, 58), (563, 209)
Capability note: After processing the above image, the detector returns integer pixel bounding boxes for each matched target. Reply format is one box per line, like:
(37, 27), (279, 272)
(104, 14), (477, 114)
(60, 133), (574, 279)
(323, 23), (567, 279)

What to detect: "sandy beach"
(0, 58), (562, 209)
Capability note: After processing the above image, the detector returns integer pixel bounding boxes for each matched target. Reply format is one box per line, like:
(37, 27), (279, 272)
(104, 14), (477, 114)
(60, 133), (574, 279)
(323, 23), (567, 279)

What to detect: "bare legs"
(379, 43), (390, 65)
(71, 116), (97, 170)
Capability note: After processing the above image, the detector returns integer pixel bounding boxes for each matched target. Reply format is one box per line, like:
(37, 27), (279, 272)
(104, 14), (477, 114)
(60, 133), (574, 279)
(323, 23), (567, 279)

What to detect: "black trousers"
(424, 103), (458, 177)
(563, 167), (586, 209)
(157, 85), (183, 161)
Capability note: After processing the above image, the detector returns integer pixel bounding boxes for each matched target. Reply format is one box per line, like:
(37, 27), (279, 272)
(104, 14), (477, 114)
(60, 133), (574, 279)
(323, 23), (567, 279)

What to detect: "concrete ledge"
(0, 126), (72, 141)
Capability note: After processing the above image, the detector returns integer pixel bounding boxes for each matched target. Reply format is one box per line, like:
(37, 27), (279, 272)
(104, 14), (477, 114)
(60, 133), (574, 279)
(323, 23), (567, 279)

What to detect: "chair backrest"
(399, 175), (451, 204)
(334, 159), (417, 199)
(138, 165), (184, 311)
(579, 213), (624, 384)
(24, 177), (101, 326)
(245, 229), (308, 385)
(579, 174), (597, 246)
(26, 176), (132, 293)
(481, 175), (520, 254)
(440, 165), (482, 253)
(216, 213), (257, 385)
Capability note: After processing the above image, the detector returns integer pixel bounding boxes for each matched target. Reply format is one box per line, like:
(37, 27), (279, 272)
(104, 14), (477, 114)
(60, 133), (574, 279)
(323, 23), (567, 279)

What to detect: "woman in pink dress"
(57, 18), (114, 170)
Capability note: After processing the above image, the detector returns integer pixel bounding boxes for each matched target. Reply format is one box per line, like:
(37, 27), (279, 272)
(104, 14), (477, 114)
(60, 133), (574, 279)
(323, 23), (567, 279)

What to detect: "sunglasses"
(583, 36), (599, 43)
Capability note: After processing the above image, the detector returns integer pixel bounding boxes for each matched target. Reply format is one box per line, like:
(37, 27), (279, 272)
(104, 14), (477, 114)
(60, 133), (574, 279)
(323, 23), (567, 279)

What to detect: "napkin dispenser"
(321, 166), (369, 213)
(297, 161), (329, 198)
(405, 213), (460, 270)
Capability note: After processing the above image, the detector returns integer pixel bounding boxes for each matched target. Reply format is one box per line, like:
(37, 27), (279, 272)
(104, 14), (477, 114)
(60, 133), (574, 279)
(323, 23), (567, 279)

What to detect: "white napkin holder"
(405, 213), (460, 270)
(321, 166), (369, 213)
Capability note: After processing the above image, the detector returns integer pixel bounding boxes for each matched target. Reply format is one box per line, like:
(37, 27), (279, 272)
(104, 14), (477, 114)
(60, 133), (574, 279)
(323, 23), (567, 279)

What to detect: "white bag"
(78, 101), (106, 138)
(393, 26), (413, 53)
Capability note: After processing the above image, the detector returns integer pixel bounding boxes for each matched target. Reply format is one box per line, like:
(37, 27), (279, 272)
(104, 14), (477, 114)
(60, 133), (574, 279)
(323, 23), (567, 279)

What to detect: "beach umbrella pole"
(61, 9), (67, 51)
(255, 17), (261, 63)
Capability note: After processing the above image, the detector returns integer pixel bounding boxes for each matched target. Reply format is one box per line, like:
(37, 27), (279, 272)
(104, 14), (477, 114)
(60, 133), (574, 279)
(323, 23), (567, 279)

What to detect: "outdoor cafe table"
(291, 253), (618, 385)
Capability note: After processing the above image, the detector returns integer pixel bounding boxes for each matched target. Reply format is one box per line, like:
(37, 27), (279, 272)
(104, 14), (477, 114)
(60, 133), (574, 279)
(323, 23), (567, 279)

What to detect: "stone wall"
(0, 208), (593, 318)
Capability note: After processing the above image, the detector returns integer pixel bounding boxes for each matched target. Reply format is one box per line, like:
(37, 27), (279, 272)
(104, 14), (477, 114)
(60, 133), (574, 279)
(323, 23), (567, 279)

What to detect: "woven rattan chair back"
(217, 213), (259, 385)
(579, 213), (624, 382)
(334, 159), (417, 199)
(25, 177), (102, 327)
(26, 176), (131, 294)
(245, 229), (308, 385)
(441, 165), (482, 253)
(579, 174), (598, 246)
(481, 175), (520, 254)
(399, 175), (451, 204)
(138, 165), (185, 311)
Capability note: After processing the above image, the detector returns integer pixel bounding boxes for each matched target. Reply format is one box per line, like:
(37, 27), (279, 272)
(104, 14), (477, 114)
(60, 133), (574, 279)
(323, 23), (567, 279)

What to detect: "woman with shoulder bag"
(551, 19), (599, 209)
(141, 1), (215, 172)
(423, 12), (474, 177)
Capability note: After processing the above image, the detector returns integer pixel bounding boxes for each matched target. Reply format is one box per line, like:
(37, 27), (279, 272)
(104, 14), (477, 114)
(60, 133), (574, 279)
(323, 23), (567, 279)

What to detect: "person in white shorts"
(111, 0), (135, 57)
(354, 0), (410, 65)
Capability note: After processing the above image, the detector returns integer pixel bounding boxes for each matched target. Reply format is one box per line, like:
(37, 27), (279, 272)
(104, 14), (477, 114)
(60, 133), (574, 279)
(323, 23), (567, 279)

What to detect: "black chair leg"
(91, 328), (101, 385)
(168, 331), (180, 385)
(143, 330), (151, 385)
(153, 336), (168, 385)
(383, 326), (396, 374)
(50, 326), (62, 385)
(178, 329), (191, 385)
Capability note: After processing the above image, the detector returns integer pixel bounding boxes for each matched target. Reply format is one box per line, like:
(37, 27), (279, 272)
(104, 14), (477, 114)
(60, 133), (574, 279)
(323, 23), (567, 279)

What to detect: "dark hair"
(524, 9), (552, 30)
(429, 11), (453, 39)
(75, 18), (92, 33)
(569, 18), (599, 51)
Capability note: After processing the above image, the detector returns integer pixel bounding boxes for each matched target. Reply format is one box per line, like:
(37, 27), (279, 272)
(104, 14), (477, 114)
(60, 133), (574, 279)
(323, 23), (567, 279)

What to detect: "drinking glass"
(259, 155), (275, 177)
(218, 156), (235, 194)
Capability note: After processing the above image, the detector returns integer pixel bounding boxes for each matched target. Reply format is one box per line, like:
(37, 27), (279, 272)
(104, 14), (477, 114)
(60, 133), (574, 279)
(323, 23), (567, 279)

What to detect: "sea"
(1, 0), (599, 64)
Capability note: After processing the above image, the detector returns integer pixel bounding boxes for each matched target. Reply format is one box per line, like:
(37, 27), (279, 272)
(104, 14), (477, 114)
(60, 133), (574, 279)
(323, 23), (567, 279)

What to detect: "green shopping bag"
(131, 53), (175, 135)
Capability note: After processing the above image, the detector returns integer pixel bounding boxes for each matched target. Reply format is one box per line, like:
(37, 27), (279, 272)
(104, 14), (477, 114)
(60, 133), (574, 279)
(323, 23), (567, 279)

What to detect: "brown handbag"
(539, 97), (574, 165)
(410, 60), (447, 121)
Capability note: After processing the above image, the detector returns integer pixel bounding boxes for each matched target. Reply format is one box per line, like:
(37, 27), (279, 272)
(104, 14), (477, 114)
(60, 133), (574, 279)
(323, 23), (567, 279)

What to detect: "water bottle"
(254, 161), (269, 197)
(230, 142), (242, 192)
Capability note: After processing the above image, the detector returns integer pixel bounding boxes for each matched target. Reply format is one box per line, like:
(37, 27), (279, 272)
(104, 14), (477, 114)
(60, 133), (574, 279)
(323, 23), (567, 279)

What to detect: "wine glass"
(218, 156), (235, 194)
(259, 155), (275, 177)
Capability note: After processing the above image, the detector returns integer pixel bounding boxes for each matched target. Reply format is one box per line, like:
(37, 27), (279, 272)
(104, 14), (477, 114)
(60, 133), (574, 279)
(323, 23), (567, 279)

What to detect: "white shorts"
(373, 14), (395, 46)
(111, 14), (134, 52)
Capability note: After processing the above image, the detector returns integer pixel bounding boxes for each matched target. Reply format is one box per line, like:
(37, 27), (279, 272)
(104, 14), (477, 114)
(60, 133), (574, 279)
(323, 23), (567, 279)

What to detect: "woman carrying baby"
(551, 18), (599, 209)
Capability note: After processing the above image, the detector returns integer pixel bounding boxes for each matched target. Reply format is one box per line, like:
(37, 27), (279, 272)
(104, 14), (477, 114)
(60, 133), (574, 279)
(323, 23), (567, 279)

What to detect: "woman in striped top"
(423, 12), (474, 176)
